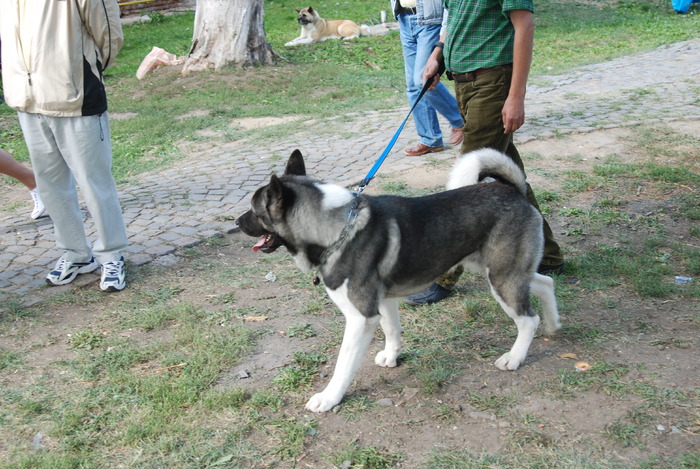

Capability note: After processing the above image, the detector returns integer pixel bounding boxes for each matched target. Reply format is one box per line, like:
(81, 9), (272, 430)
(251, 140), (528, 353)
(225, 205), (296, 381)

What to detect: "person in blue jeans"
(391, 0), (464, 156)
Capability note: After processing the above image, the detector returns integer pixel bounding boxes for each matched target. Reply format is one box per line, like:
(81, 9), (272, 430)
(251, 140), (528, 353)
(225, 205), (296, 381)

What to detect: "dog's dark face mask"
(236, 150), (306, 253)
(236, 205), (283, 253)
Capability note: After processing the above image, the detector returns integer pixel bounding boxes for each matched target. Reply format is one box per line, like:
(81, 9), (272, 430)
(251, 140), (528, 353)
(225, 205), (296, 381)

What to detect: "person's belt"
(397, 6), (416, 15)
(450, 65), (502, 83)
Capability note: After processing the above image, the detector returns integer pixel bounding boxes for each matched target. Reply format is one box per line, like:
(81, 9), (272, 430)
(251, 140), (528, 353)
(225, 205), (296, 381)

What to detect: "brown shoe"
(404, 142), (445, 156)
(448, 126), (464, 146)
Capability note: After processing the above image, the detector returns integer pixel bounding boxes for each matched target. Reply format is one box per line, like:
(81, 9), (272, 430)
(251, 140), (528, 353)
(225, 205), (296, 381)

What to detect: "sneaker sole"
(46, 263), (99, 286)
(100, 282), (126, 292)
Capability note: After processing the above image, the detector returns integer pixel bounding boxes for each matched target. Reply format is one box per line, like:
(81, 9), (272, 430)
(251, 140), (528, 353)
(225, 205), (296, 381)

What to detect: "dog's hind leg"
(494, 311), (540, 371)
(306, 280), (380, 413)
(375, 298), (401, 368)
(487, 273), (540, 371)
(530, 273), (561, 335)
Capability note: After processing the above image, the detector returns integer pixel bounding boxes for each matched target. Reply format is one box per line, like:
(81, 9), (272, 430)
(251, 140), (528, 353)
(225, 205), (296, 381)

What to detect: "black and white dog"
(237, 148), (561, 412)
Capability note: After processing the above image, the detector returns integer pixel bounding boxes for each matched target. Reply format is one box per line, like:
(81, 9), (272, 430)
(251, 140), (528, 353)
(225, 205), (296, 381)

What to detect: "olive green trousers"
(436, 64), (564, 290)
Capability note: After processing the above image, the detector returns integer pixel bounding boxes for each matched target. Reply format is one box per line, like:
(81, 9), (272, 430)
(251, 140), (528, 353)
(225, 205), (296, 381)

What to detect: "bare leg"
(0, 148), (36, 189)
(0, 148), (45, 218)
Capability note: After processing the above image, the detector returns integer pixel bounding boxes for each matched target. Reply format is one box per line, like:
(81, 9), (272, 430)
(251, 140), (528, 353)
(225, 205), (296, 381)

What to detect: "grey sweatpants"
(18, 111), (128, 265)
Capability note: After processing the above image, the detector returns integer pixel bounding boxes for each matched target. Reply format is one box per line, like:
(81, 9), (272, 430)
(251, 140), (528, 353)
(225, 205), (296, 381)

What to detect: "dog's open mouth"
(253, 233), (281, 253)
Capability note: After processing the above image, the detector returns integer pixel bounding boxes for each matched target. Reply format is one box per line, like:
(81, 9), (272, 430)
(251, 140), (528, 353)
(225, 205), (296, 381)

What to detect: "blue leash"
(356, 77), (434, 192)
(313, 76), (437, 286)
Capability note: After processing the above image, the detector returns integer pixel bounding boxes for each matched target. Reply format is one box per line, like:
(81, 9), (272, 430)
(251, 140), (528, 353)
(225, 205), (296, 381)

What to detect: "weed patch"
(332, 442), (403, 468)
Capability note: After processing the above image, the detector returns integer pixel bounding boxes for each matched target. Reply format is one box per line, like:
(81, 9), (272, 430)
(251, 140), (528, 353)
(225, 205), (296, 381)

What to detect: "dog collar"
(313, 193), (361, 285)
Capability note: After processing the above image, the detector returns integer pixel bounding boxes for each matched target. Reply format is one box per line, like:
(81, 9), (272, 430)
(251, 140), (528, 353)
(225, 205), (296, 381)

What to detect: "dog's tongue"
(252, 236), (266, 252)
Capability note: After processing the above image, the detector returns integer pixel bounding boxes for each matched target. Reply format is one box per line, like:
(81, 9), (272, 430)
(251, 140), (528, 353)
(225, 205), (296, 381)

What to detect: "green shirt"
(444, 0), (534, 73)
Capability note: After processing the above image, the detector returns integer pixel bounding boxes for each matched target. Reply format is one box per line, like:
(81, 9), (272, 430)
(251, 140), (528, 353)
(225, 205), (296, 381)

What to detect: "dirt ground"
(215, 124), (699, 467)
(205, 232), (698, 468)
(1, 122), (699, 467)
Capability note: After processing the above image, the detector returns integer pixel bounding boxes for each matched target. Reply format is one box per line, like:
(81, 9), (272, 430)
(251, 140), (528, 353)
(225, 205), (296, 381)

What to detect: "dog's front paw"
(305, 392), (341, 413)
(494, 352), (525, 371)
(374, 350), (399, 368)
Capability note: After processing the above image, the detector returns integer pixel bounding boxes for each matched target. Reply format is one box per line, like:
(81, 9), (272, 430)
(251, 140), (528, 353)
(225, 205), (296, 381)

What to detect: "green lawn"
(0, 0), (697, 181)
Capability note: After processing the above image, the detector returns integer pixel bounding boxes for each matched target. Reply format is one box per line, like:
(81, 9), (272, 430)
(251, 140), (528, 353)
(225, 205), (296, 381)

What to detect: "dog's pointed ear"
(268, 174), (284, 197)
(266, 174), (287, 216)
(295, 8), (300, 12)
(308, 6), (314, 13)
(284, 149), (306, 176)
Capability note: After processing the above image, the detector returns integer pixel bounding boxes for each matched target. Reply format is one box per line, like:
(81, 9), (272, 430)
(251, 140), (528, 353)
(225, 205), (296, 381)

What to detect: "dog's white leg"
(530, 273), (561, 334)
(489, 285), (540, 371)
(494, 313), (540, 371)
(285, 31), (314, 47)
(305, 281), (380, 413)
(375, 298), (401, 367)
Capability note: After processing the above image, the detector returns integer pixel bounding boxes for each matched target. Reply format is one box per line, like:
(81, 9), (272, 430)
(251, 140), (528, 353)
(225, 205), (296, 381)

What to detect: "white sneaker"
(29, 189), (46, 219)
(100, 257), (126, 292)
(46, 257), (99, 286)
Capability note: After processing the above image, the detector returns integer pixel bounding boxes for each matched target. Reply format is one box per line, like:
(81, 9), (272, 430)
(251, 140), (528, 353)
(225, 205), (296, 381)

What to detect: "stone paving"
(1, 38), (699, 303)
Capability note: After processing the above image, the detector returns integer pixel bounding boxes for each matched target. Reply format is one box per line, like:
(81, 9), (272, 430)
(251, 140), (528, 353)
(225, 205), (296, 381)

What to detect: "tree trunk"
(182, 0), (279, 75)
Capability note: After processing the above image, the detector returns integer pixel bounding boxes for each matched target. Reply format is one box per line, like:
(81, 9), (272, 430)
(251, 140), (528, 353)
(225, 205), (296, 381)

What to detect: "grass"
(1, 296), (256, 467)
(331, 442), (403, 468)
(272, 351), (329, 393)
(604, 420), (646, 448)
(0, 0), (697, 182)
(286, 322), (317, 339)
(0, 347), (22, 370)
(265, 415), (318, 461)
(570, 238), (700, 298)
(533, 0), (699, 74)
(467, 393), (516, 417)
(0, 299), (36, 321)
(536, 360), (690, 409)
(419, 448), (647, 468)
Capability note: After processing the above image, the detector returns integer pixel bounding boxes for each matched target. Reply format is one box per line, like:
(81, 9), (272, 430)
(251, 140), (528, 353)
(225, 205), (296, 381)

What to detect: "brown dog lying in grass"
(285, 7), (369, 46)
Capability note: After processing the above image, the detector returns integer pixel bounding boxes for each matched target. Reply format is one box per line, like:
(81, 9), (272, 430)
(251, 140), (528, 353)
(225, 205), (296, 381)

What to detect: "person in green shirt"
(407, 0), (564, 305)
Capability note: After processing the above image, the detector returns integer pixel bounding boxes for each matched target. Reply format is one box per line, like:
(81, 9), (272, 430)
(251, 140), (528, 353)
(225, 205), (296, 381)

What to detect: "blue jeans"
(398, 13), (463, 148)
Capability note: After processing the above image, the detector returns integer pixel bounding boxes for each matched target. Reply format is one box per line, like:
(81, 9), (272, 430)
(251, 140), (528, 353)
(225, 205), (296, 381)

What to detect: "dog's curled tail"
(446, 148), (528, 197)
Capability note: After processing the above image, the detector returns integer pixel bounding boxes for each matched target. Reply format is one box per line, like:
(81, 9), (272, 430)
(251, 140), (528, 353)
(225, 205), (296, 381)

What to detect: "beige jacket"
(0, 0), (123, 117)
